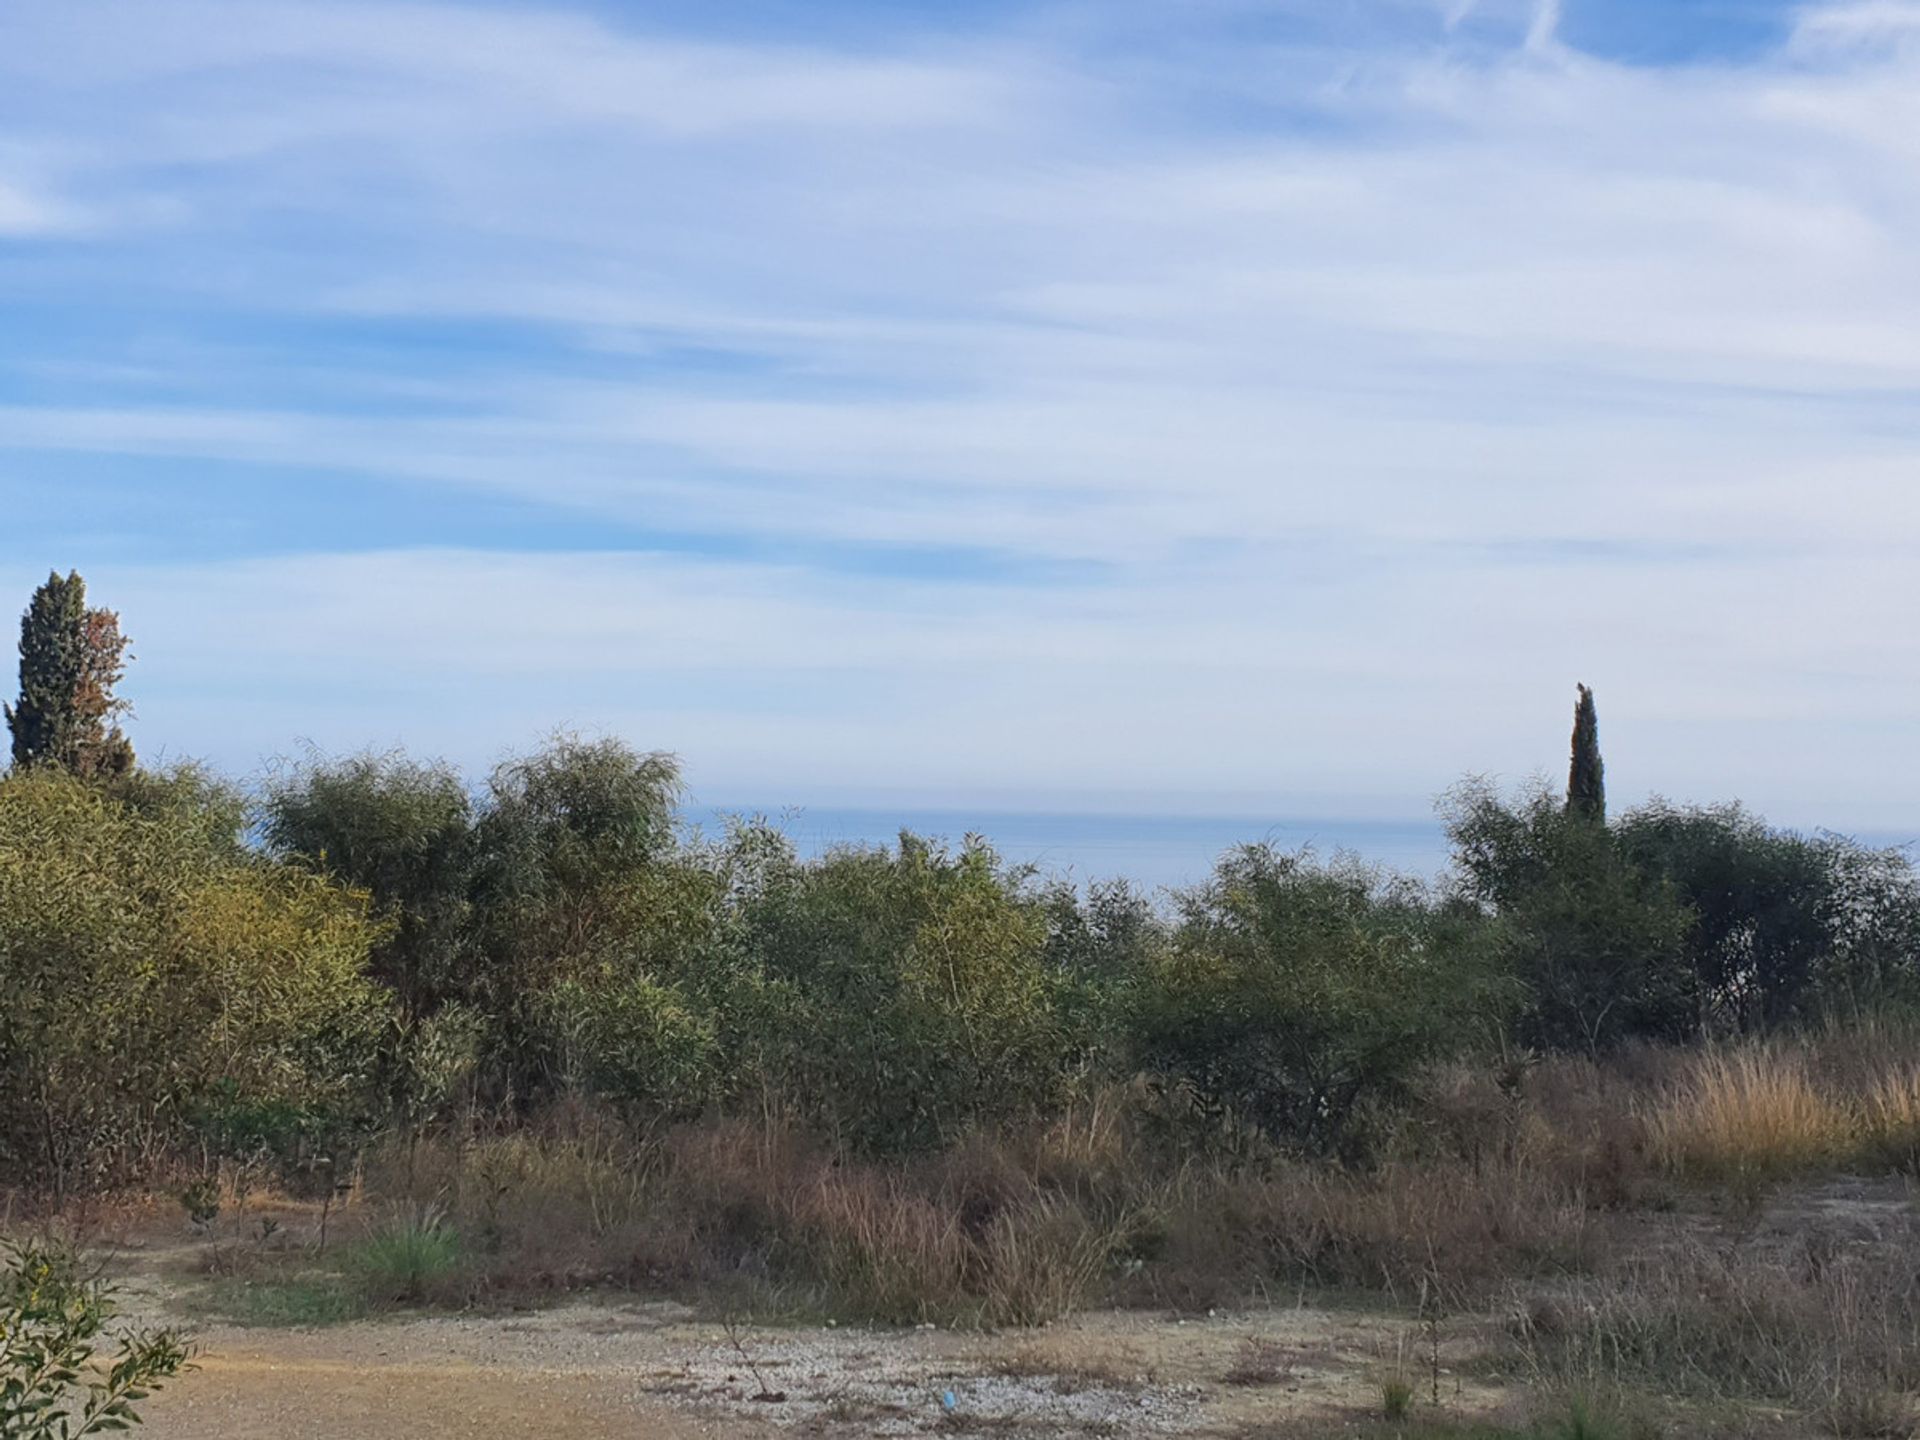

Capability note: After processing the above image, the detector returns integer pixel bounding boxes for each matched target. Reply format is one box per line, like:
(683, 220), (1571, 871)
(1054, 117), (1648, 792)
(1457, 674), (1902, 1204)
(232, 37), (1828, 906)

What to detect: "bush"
(1618, 803), (1920, 1031)
(731, 832), (1085, 1152)
(350, 1205), (465, 1305)
(1448, 783), (1697, 1053)
(536, 974), (718, 1117)
(1, 1240), (191, 1437)
(469, 734), (682, 992)
(0, 769), (390, 1197)
(1125, 846), (1511, 1154)
(264, 749), (475, 1018)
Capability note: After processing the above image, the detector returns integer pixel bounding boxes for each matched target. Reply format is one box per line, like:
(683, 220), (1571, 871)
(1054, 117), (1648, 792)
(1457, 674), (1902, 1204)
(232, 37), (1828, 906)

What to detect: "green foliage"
(177, 1179), (219, 1231)
(1043, 876), (1158, 981)
(536, 975), (718, 1116)
(1448, 783), (1696, 1053)
(470, 735), (681, 982)
(1567, 683), (1605, 823)
(1382, 1374), (1415, 1420)
(350, 1207), (463, 1305)
(5, 572), (134, 781)
(263, 750), (476, 1017)
(1453, 785), (1920, 1050)
(1125, 846), (1512, 1153)
(733, 831), (1083, 1151)
(0, 1241), (190, 1438)
(0, 768), (389, 1196)
(1616, 803), (1848, 1030)
(1811, 836), (1920, 1018)
(105, 763), (249, 859)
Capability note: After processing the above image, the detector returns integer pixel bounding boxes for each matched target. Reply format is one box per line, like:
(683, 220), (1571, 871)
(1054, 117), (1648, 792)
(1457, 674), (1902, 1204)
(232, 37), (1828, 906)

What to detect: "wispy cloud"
(2, 0), (1917, 824)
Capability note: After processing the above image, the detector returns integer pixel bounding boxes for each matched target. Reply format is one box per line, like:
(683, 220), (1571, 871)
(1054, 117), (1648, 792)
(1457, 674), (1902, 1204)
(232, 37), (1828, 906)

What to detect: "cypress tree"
(6, 570), (135, 778)
(1567, 682), (1605, 822)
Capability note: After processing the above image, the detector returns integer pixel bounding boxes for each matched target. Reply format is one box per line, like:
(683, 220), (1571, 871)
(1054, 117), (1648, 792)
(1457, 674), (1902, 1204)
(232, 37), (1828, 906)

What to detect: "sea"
(689, 807), (1452, 894)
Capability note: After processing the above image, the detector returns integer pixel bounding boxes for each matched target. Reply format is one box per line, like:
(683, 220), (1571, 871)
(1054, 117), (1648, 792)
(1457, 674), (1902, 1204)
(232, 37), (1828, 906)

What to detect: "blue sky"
(3, 0), (1919, 825)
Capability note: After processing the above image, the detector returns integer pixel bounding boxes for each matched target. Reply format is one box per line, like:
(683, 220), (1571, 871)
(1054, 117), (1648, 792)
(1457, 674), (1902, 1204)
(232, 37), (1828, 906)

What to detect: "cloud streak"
(2, 0), (1917, 826)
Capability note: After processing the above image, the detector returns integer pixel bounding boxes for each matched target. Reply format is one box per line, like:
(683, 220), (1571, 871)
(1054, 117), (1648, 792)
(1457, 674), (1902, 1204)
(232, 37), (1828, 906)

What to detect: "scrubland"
(8, 740), (1920, 1436)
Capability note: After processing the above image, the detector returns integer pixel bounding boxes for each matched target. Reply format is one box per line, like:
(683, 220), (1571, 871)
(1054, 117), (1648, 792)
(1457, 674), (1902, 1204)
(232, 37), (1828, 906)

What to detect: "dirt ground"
(102, 1243), (1510, 1439)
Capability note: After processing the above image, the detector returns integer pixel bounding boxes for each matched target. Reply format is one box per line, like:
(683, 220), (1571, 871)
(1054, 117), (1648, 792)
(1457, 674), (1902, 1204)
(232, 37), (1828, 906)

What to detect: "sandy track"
(119, 1279), (1502, 1439)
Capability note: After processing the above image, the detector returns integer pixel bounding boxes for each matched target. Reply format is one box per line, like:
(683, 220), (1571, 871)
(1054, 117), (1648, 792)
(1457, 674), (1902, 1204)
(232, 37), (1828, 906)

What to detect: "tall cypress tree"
(1567, 682), (1605, 822)
(6, 570), (135, 778)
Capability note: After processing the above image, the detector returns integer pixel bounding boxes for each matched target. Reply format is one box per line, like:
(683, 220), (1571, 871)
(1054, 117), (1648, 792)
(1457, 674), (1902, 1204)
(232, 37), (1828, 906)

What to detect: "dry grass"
(76, 1028), (1920, 1437)
(369, 1107), (1136, 1326)
(1855, 1066), (1920, 1174)
(1222, 1336), (1295, 1387)
(1509, 1203), (1920, 1433)
(355, 1080), (1618, 1327)
(1643, 1047), (1852, 1192)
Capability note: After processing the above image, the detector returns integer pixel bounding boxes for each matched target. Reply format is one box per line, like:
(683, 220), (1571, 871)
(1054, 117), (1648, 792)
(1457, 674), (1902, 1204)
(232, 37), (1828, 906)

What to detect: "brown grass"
(1221, 1336), (1295, 1387)
(1855, 1066), (1920, 1174)
(1510, 1212), (1920, 1432)
(1643, 1046), (1852, 1191)
(57, 1028), (1920, 1437)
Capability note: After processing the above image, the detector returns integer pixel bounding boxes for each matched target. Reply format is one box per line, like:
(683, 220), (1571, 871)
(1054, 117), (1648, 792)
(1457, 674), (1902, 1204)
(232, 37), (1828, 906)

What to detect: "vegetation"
(1567, 683), (1605, 823)
(1, 1241), (189, 1437)
(9, 576), (1920, 1435)
(5, 572), (133, 781)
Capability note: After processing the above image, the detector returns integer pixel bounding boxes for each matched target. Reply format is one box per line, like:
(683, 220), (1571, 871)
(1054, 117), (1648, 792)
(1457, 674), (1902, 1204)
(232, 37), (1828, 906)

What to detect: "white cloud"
(21, 541), (1913, 827)
(1792, 1), (1920, 51)
(3, 0), (1920, 824)
(0, 177), (77, 235)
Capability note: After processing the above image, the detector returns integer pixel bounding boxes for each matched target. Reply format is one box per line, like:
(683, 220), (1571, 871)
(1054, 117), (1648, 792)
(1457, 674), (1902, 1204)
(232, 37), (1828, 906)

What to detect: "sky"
(2, 0), (1918, 828)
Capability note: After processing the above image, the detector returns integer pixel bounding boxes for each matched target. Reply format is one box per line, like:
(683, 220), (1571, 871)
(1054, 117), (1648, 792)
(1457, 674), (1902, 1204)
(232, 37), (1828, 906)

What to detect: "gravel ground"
(94, 1240), (1507, 1438)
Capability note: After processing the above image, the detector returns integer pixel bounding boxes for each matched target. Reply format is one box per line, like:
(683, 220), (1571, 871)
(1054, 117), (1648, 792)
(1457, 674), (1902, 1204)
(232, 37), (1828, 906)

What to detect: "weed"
(1855, 1068), (1920, 1174)
(1823, 1385), (1917, 1439)
(349, 1204), (463, 1305)
(1223, 1336), (1293, 1386)
(1383, 1375), (1414, 1420)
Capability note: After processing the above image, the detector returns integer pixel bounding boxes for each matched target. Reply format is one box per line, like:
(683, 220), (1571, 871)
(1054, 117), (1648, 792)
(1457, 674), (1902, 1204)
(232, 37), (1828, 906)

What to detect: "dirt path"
(119, 1277), (1508, 1439)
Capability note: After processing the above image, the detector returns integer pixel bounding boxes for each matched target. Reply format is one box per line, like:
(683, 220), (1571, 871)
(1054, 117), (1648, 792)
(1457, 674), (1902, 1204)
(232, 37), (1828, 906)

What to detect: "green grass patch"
(347, 1207), (464, 1305)
(195, 1270), (369, 1327)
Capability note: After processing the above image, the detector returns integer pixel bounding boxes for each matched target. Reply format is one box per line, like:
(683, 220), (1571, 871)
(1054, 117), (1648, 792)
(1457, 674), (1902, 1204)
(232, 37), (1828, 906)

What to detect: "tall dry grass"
(1643, 1047), (1852, 1190)
(1856, 1065), (1920, 1174)
(362, 1080), (1615, 1327)
(372, 1103), (1142, 1326)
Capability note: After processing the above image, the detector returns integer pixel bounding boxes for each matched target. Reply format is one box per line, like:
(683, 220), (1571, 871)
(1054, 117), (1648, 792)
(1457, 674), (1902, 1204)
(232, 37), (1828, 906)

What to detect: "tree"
(1566, 683), (1604, 822)
(263, 750), (476, 1019)
(1618, 802), (1920, 1031)
(1126, 846), (1513, 1154)
(1448, 781), (1694, 1052)
(0, 767), (388, 1197)
(5, 571), (135, 779)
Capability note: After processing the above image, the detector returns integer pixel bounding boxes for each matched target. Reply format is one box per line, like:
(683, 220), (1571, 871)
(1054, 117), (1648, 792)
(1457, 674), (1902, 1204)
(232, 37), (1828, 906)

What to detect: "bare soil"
(102, 1241), (1509, 1438)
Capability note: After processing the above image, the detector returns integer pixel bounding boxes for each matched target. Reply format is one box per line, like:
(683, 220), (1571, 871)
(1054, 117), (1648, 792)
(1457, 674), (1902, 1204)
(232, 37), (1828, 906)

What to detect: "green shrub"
(351, 1206), (464, 1305)
(731, 831), (1086, 1152)
(0, 769), (390, 1197)
(1, 1240), (191, 1437)
(1618, 803), (1920, 1031)
(263, 749), (476, 1018)
(536, 974), (718, 1117)
(1124, 846), (1510, 1154)
(1447, 783), (1696, 1053)
(1382, 1374), (1414, 1420)
(469, 735), (682, 991)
